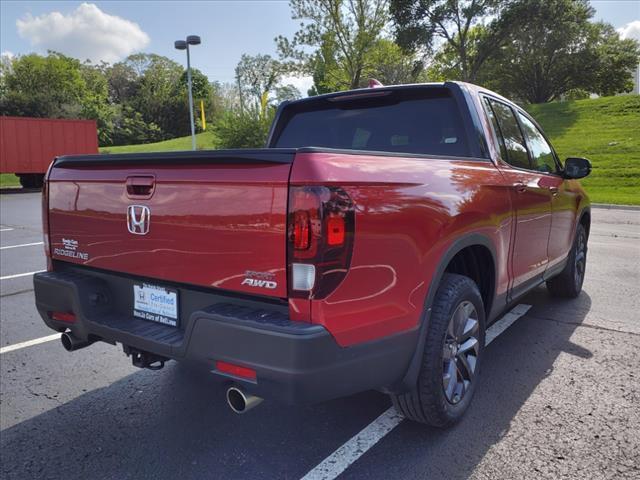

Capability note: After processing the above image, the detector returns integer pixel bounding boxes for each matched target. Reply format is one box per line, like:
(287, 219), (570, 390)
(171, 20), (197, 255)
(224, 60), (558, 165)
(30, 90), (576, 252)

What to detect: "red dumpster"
(0, 116), (98, 188)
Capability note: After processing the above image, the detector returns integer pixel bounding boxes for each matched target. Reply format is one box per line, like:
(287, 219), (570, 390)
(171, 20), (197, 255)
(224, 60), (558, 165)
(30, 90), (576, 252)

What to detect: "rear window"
(273, 88), (470, 157)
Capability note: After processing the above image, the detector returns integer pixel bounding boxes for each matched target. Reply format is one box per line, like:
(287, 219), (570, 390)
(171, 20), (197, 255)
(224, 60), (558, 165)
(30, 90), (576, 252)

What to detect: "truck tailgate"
(47, 150), (294, 298)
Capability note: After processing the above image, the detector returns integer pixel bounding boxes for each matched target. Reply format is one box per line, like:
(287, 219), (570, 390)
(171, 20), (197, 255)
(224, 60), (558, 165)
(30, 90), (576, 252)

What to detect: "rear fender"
(392, 233), (497, 393)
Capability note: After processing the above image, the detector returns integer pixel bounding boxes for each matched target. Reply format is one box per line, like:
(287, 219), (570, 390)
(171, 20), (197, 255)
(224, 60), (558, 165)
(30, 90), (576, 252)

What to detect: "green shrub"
(213, 107), (275, 149)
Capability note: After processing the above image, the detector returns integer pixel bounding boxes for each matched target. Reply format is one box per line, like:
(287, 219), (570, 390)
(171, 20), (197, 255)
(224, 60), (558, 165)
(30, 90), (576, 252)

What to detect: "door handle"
(126, 176), (155, 198)
(513, 182), (527, 193)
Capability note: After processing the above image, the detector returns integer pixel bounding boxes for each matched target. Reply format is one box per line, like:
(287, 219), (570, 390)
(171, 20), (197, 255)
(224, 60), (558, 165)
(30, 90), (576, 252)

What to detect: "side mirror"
(563, 157), (592, 179)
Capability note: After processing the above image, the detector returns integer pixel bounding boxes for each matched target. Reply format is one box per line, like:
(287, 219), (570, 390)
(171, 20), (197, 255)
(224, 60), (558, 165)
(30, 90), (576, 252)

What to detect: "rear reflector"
(215, 361), (257, 381)
(51, 311), (76, 323)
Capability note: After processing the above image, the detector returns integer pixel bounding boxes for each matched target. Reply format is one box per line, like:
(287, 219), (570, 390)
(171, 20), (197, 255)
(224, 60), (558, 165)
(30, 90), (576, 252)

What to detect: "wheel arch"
(395, 233), (498, 392)
(579, 207), (591, 239)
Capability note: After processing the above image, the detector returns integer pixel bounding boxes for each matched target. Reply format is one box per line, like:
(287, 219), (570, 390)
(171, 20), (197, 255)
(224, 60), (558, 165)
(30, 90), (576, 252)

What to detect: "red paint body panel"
(290, 152), (513, 345)
(0, 117), (98, 174)
(47, 162), (290, 298)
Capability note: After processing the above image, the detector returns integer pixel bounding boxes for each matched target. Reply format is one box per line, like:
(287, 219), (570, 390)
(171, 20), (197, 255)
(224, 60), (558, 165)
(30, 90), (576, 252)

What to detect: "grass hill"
(527, 95), (640, 205)
(2, 96), (639, 204)
(99, 131), (217, 154)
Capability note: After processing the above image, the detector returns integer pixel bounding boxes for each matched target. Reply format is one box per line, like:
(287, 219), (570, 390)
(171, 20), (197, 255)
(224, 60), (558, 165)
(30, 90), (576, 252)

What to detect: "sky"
(1, 0), (639, 95)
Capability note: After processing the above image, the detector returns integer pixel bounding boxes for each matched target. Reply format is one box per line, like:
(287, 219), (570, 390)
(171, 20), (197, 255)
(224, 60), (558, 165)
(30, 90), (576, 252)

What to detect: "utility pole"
(175, 35), (201, 150)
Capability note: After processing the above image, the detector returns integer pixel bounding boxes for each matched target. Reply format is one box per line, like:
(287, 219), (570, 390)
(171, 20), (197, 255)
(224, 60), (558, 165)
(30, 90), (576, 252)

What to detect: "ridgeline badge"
(53, 237), (89, 260)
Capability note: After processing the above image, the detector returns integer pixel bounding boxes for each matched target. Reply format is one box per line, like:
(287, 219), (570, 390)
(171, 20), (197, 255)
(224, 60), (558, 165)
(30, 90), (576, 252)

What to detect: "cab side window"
(517, 112), (558, 174)
(483, 97), (508, 161)
(484, 98), (530, 170)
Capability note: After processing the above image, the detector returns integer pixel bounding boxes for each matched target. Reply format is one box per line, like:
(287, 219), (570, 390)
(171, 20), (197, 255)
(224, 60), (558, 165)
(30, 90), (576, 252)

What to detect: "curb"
(592, 203), (640, 211)
(0, 187), (41, 194)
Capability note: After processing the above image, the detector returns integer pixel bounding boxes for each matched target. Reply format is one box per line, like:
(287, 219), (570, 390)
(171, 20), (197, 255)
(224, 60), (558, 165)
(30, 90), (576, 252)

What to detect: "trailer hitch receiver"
(123, 345), (168, 370)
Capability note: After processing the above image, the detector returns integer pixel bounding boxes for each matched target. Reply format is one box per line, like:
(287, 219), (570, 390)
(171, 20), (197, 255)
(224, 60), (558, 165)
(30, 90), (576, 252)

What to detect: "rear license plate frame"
(132, 283), (179, 327)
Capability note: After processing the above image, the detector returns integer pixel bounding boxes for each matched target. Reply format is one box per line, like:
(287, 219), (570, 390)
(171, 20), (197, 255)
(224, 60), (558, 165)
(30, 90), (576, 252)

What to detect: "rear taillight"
(287, 186), (355, 299)
(42, 163), (53, 270)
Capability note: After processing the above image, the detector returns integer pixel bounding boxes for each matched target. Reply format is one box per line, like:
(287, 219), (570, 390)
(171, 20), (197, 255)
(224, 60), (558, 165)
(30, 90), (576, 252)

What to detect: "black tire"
(18, 174), (43, 189)
(18, 174), (33, 189)
(390, 273), (486, 427)
(31, 174), (44, 189)
(546, 223), (587, 298)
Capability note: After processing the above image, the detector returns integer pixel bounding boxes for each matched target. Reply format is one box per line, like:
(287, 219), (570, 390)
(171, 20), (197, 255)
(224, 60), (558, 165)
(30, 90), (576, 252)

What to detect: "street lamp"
(175, 35), (201, 150)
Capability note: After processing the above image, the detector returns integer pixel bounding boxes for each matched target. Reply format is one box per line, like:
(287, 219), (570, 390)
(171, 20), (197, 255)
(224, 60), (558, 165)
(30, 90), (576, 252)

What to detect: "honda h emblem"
(127, 205), (150, 235)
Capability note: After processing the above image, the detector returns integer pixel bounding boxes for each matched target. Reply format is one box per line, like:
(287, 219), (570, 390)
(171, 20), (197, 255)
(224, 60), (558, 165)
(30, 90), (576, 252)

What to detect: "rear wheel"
(546, 223), (587, 298)
(18, 174), (44, 189)
(390, 273), (485, 427)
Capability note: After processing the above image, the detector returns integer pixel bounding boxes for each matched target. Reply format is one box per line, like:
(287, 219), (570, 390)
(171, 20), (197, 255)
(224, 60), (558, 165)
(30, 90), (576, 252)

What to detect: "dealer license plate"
(133, 283), (179, 327)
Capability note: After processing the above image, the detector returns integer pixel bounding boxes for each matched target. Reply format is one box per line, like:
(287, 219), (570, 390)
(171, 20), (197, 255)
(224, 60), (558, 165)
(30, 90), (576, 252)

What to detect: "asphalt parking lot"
(1, 191), (639, 480)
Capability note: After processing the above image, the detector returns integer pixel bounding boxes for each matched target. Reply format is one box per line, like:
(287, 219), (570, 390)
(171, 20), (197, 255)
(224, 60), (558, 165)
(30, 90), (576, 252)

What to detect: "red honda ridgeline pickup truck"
(34, 82), (591, 427)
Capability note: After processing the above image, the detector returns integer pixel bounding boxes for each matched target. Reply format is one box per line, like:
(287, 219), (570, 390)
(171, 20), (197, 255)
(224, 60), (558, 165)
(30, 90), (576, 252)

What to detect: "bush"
(110, 106), (164, 146)
(213, 107), (275, 149)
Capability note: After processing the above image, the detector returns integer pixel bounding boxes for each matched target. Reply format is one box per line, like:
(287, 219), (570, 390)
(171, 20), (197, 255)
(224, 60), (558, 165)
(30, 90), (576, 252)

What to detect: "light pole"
(175, 35), (201, 150)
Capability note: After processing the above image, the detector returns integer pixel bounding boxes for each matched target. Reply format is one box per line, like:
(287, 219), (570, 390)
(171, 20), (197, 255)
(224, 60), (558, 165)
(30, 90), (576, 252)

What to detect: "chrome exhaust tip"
(60, 332), (91, 352)
(226, 386), (263, 414)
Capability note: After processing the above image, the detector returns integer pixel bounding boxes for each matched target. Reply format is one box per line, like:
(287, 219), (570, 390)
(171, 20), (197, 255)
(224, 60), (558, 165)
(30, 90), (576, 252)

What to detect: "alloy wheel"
(574, 229), (586, 290)
(442, 300), (480, 404)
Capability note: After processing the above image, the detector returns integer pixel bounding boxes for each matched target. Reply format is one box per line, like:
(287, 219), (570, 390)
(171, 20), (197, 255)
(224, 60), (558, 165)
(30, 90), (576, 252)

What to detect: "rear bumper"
(33, 265), (417, 404)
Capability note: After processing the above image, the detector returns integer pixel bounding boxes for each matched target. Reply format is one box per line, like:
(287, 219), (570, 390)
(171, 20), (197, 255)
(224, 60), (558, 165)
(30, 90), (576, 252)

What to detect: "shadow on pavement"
(342, 285), (593, 479)
(0, 355), (390, 479)
(0, 286), (591, 480)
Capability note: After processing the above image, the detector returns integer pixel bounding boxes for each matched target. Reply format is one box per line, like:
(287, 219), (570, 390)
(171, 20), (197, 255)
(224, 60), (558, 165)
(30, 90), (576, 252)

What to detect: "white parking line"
(0, 334), (60, 355)
(485, 303), (532, 344)
(300, 303), (532, 480)
(301, 408), (404, 480)
(0, 228), (14, 232)
(0, 270), (45, 280)
(0, 242), (43, 250)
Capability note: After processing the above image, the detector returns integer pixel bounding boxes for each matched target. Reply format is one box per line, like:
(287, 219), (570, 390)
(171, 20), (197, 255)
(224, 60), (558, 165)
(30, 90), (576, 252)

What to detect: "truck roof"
(283, 81), (456, 107)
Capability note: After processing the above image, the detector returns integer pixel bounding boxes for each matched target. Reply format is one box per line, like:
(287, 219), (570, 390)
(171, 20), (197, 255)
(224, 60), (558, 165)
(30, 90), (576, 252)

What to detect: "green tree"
(590, 23), (640, 97)
(0, 52), (86, 118)
(0, 50), (234, 147)
(177, 68), (211, 101)
(234, 54), (300, 114)
(277, 0), (389, 90)
(107, 54), (202, 141)
(0, 52), (118, 145)
(364, 38), (425, 85)
(130, 54), (183, 137)
(0, 54), (12, 99)
(390, 0), (508, 82)
(309, 36), (424, 93)
(110, 105), (163, 146)
(480, 0), (640, 103)
(275, 84), (303, 103)
(426, 25), (491, 81)
(79, 63), (115, 145)
(210, 81), (242, 117)
(106, 61), (138, 104)
(235, 54), (284, 112)
(173, 68), (215, 135)
(307, 33), (343, 95)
